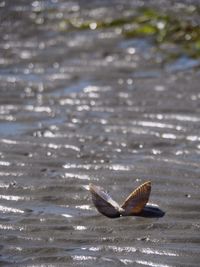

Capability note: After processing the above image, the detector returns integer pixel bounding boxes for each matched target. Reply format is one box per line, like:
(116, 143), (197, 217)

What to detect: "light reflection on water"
(0, 205), (24, 214)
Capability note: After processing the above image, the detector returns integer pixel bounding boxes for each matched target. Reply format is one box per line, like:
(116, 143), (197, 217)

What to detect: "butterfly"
(89, 181), (151, 218)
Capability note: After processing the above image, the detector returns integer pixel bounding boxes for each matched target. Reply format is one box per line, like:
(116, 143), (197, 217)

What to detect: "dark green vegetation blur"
(56, 7), (200, 59)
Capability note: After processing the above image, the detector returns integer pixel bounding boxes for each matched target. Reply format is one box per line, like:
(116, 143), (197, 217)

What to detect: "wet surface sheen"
(0, 1), (200, 267)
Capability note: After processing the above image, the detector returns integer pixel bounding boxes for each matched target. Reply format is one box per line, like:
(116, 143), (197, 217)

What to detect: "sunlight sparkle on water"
(0, 205), (24, 214)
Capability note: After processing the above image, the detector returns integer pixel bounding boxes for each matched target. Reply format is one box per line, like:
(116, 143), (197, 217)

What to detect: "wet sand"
(0, 1), (200, 266)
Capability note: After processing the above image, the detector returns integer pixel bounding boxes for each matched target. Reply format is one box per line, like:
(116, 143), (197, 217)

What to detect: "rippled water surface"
(1, 1), (200, 266)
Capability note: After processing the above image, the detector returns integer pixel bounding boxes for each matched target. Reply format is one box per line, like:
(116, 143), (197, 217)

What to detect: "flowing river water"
(0, 1), (200, 266)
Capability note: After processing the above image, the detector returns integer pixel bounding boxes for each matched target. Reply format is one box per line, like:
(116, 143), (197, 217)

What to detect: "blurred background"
(0, 0), (200, 266)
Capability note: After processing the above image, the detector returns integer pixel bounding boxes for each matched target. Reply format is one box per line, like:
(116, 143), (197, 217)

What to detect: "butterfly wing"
(89, 183), (121, 218)
(121, 181), (151, 216)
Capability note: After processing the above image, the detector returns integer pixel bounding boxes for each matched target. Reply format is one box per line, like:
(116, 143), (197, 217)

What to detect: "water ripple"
(0, 205), (24, 214)
(0, 195), (29, 201)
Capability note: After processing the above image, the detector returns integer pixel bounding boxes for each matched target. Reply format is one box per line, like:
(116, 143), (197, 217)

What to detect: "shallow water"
(0, 1), (200, 266)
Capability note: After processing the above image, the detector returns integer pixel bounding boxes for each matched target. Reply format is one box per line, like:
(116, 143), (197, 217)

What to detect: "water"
(0, 1), (200, 266)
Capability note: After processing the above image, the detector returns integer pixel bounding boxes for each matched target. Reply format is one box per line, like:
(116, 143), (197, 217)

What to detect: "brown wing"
(89, 183), (121, 218)
(121, 181), (151, 216)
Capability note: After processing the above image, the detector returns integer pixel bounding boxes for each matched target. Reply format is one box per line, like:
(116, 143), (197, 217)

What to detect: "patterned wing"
(89, 183), (121, 218)
(121, 181), (151, 216)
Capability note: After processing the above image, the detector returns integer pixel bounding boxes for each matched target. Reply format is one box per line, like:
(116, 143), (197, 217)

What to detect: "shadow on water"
(134, 205), (165, 218)
(105, 205), (165, 219)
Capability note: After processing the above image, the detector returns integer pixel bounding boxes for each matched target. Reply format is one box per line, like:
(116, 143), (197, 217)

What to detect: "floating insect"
(89, 181), (153, 218)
